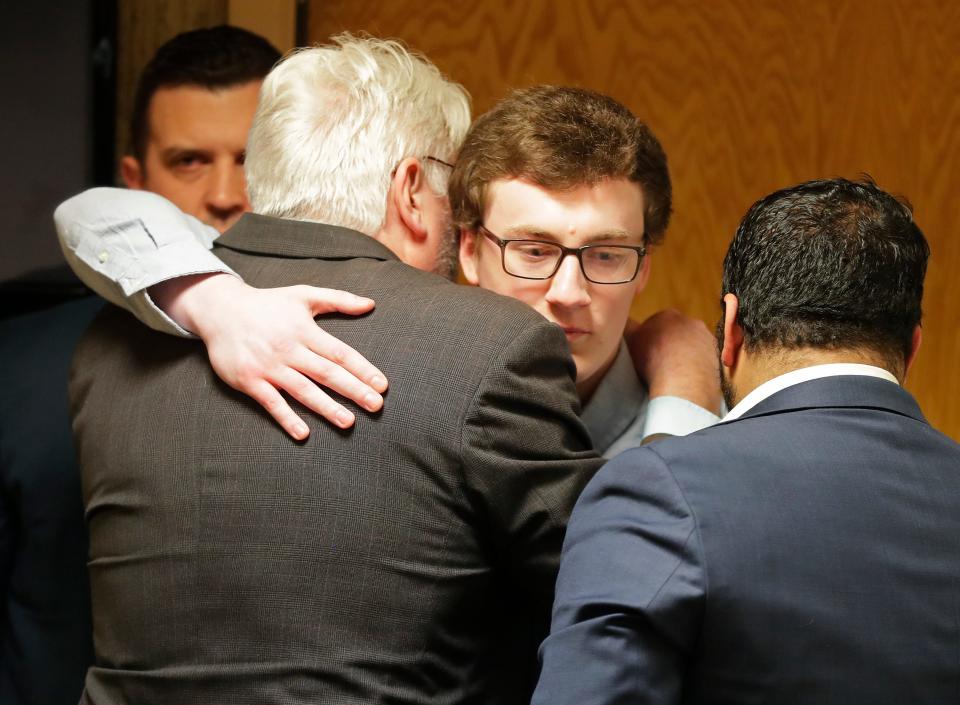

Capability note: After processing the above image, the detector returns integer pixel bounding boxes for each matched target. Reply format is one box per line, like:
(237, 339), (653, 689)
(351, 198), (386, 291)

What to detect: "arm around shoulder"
(55, 187), (390, 439)
(54, 187), (233, 336)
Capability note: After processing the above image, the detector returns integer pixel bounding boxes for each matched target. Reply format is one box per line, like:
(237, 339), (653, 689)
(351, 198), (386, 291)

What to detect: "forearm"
(462, 319), (601, 602)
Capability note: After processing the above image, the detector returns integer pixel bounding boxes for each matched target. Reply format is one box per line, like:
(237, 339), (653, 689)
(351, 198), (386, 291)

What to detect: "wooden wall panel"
(307, 0), (960, 439)
(228, 0), (297, 54)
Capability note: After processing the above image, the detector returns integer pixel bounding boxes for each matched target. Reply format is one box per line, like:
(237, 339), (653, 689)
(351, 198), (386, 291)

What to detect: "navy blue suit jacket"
(0, 296), (101, 704)
(534, 375), (960, 705)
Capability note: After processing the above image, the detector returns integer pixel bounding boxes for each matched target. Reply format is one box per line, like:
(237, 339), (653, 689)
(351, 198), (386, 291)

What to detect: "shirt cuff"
(642, 396), (721, 439)
(112, 238), (235, 298)
(118, 240), (239, 338)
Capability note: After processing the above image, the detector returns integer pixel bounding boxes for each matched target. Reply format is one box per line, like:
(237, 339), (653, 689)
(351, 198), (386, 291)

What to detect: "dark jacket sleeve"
(532, 446), (706, 705)
(459, 318), (602, 617)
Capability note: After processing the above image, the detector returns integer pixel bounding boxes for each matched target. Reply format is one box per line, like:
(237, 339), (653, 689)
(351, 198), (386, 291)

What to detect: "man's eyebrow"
(159, 147), (210, 161)
(582, 230), (634, 243)
(499, 225), (636, 243)
(498, 225), (558, 240)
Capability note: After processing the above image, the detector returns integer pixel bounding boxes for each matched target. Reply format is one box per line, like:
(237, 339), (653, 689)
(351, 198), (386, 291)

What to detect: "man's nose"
(544, 254), (591, 308)
(205, 162), (249, 229)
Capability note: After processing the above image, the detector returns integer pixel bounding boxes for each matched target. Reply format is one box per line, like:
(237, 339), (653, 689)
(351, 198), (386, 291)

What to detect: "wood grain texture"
(308, 0), (960, 438)
(228, 0), (296, 53)
(115, 0), (228, 161)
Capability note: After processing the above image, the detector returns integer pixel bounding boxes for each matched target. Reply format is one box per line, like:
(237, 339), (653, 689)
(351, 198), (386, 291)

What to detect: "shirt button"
(98, 251), (109, 263)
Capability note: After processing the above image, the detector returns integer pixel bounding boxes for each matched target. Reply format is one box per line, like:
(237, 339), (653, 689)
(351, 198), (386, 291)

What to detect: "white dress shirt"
(582, 342), (721, 457)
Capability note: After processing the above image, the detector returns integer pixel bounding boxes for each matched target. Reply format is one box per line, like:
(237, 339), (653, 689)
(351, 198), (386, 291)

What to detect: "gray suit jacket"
(534, 375), (960, 704)
(71, 214), (602, 704)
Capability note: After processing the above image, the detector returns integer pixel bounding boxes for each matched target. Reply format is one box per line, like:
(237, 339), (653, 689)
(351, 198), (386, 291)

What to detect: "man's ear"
(459, 230), (480, 285)
(120, 155), (144, 190)
(904, 324), (922, 376)
(391, 157), (430, 244)
(720, 292), (744, 370)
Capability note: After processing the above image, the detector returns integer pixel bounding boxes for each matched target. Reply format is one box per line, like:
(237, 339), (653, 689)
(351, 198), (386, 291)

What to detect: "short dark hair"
(129, 25), (281, 161)
(722, 177), (929, 365)
(448, 86), (672, 245)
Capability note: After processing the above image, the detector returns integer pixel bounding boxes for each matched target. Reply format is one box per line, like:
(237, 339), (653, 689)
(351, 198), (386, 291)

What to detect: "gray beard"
(432, 223), (460, 281)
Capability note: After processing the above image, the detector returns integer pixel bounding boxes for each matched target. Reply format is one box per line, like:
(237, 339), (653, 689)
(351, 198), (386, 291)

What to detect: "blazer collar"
(215, 213), (399, 262)
(732, 375), (927, 426)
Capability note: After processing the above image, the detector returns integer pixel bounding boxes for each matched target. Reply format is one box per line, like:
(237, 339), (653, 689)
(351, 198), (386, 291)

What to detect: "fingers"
(307, 326), (388, 394)
(255, 336), (384, 440)
(289, 344), (383, 414)
(243, 378), (314, 441)
(233, 359), (370, 441)
(300, 286), (376, 316)
(270, 368), (359, 431)
(293, 287), (388, 393)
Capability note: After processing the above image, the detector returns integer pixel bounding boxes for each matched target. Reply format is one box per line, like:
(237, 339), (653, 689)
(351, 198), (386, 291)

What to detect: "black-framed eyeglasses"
(392, 156), (455, 178)
(478, 225), (646, 285)
(423, 155), (454, 169)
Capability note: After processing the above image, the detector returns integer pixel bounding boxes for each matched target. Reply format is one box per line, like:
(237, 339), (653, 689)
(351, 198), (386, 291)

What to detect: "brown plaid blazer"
(70, 214), (602, 704)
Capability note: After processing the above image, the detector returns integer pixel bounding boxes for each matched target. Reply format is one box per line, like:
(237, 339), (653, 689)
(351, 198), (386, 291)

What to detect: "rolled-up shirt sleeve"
(54, 187), (238, 337)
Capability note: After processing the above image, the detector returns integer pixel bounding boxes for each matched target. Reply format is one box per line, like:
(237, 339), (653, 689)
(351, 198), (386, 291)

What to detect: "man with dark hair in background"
(534, 178), (960, 705)
(121, 25), (279, 232)
(0, 26), (282, 705)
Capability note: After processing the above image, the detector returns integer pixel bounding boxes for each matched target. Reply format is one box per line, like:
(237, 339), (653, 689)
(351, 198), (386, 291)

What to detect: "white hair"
(244, 33), (471, 235)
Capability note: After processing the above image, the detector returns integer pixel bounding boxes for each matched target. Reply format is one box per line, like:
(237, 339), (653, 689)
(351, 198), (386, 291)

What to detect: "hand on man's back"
(149, 273), (389, 439)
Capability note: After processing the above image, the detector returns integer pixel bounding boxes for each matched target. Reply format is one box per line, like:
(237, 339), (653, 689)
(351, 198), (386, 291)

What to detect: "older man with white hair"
(68, 35), (600, 704)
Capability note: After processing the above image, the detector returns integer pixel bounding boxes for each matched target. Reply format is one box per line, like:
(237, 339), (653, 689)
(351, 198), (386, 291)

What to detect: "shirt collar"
(723, 363), (900, 421)
(580, 340), (646, 453)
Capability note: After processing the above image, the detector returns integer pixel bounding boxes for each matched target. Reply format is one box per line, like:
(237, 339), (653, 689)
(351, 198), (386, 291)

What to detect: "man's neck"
(729, 347), (903, 408)
(576, 345), (622, 405)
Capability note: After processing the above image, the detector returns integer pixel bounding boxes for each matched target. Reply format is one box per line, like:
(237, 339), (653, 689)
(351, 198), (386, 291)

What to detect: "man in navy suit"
(533, 177), (960, 705)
